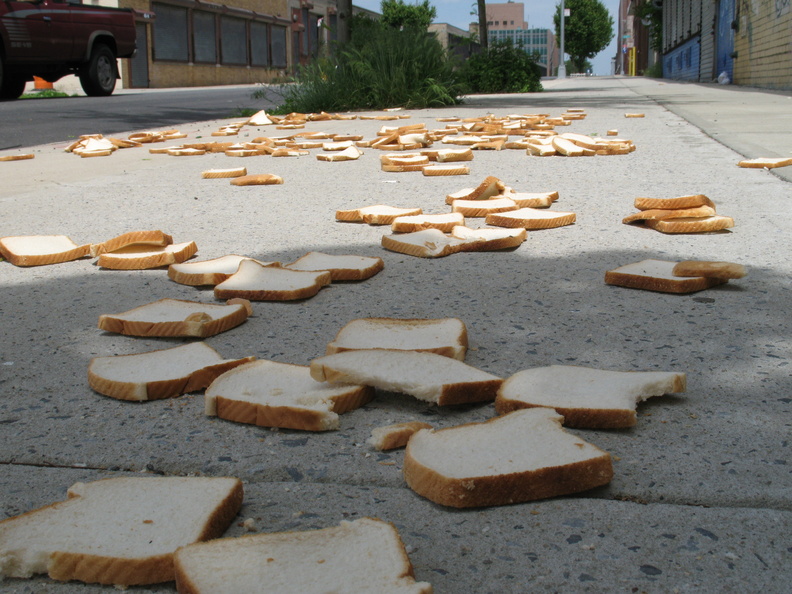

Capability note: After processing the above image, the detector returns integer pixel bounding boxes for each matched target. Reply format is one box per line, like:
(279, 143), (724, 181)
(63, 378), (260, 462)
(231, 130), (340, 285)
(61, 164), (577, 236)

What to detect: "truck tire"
(0, 59), (26, 100)
(79, 43), (117, 97)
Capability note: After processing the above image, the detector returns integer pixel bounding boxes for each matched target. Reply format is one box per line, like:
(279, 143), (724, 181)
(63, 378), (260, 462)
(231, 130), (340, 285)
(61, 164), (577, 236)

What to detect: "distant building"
(429, 23), (478, 61)
(616, 0), (657, 76)
(483, 2), (558, 76)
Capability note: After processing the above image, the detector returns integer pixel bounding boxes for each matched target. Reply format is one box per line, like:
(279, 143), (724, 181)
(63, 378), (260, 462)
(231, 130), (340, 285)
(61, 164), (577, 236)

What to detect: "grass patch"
(20, 89), (73, 99)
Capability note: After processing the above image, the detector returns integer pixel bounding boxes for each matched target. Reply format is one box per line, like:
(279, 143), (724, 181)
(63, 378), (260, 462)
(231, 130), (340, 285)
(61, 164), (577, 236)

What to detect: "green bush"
(272, 23), (462, 113)
(461, 40), (543, 94)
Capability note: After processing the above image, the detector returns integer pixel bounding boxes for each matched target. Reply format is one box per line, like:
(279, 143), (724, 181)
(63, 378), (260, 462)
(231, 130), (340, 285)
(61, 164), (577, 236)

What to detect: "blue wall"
(663, 36), (701, 81)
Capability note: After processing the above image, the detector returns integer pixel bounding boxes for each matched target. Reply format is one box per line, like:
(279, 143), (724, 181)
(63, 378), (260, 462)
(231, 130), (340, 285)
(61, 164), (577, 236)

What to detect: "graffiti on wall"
(777, 0), (791, 18)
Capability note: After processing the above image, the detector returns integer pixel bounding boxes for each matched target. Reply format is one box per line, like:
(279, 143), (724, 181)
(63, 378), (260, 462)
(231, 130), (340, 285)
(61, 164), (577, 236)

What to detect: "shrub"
(272, 22), (462, 113)
(461, 40), (543, 94)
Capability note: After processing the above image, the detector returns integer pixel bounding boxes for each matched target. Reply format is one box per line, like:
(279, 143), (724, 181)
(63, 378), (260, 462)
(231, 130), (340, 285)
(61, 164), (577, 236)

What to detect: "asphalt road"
(0, 85), (281, 151)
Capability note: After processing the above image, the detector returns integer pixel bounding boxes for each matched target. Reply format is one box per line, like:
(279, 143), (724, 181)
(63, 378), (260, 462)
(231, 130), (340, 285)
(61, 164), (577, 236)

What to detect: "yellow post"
(628, 47), (637, 76)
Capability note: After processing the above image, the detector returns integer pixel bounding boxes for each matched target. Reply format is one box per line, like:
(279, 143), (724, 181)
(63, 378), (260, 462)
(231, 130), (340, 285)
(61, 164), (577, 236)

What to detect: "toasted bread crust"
(605, 269), (726, 294)
(494, 400), (638, 428)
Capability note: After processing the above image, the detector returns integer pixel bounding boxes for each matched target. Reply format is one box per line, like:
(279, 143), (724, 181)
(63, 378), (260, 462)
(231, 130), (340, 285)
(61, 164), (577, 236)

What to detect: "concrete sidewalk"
(0, 77), (789, 593)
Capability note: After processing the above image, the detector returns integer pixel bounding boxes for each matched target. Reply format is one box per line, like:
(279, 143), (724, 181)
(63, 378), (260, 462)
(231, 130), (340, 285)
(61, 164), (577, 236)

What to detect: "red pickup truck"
(0, 0), (142, 99)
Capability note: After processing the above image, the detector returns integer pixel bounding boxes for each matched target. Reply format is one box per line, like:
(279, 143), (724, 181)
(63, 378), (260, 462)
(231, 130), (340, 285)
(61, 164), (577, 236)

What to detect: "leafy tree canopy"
(554, 0), (614, 73)
(381, 0), (437, 30)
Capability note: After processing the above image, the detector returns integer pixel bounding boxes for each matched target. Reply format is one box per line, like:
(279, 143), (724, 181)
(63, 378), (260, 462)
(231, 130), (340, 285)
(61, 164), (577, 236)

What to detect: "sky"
(352, 0), (622, 75)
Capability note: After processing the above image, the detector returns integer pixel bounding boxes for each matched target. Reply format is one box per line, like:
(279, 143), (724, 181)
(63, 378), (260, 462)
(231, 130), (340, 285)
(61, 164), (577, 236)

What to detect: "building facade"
(616, 0), (657, 76)
(661, 0), (791, 89)
(484, 2), (558, 75)
(86, 0), (343, 88)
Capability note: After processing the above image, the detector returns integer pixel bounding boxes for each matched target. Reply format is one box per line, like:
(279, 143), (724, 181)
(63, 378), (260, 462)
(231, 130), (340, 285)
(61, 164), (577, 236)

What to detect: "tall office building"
(484, 2), (558, 76)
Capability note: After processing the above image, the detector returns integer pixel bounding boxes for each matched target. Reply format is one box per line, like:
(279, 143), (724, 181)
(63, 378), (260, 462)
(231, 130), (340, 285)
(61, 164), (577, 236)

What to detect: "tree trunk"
(477, 0), (488, 49)
(337, 0), (352, 46)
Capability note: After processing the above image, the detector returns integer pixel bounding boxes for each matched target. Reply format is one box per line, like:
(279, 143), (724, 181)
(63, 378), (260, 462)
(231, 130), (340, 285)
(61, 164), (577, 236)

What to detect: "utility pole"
(558, 0), (566, 78)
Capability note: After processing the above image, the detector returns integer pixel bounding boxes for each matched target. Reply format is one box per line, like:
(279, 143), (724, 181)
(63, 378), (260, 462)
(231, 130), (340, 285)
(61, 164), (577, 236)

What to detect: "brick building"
(661, 0), (791, 90)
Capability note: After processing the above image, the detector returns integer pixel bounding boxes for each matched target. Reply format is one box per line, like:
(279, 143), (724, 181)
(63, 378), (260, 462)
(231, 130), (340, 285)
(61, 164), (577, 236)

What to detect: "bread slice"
(173, 518), (432, 594)
(0, 476), (242, 586)
(622, 205), (716, 224)
(201, 167), (247, 179)
(205, 359), (374, 431)
(98, 298), (252, 338)
(97, 241), (197, 270)
(336, 205), (423, 225)
(495, 365), (686, 428)
(168, 255), (277, 286)
(403, 408), (613, 508)
(421, 164), (470, 176)
(284, 252), (384, 281)
(672, 260), (747, 279)
(391, 212), (465, 233)
(381, 228), (467, 258)
(451, 197), (518, 217)
(634, 195), (714, 210)
(310, 349), (501, 406)
(326, 317), (468, 360)
(214, 259), (331, 301)
(316, 146), (362, 161)
(450, 226), (527, 250)
(737, 157), (792, 169)
(368, 421), (433, 451)
(486, 208), (576, 229)
(230, 174), (284, 186)
(499, 191), (557, 208)
(90, 230), (173, 257)
(88, 342), (255, 401)
(605, 259), (728, 293)
(644, 215), (734, 234)
(444, 176), (505, 204)
(0, 235), (91, 267)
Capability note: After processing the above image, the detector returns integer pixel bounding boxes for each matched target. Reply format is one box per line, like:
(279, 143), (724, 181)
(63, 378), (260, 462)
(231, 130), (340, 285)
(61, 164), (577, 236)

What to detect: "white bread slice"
(98, 298), (252, 338)
(444, 176), (504, 204)
(634, 195), (714, 210)
(672, 260), (747, 279)
(498, 191), (558, 208)
(622, 205), (716, 224)
(0, 235), (91, 267)
(450, 226), (527, 250)
(368, 421), (433, 451)
(644, 215), (734, 234)
(336, 205), (423, 224)
(737, 157), (792, 169)
(88, 342), (255, 401)
(485, 208), (576, 230)
(434, 148), (473, 162)
(310, 349), (501, 406)
(90, 230), (173, 257)
(381, 228), (467, 258)
(326, 317), (468, 360)
(247, 109), (273, 125)
(451, 197), (517, 217)
(168, 255), (278, 286)
(605, 259), (728, 293)
(551, 136), (593, 156)
(97, 241), (197, 270)
(403, 408), (613, 508)
(391, 212), (465, 233)
(316, 146), (362, 161)
(214, 259), (331, 301)
(230, 174), (284, 186)
(201, 167), (247, 179)
(204, 359), (374, 431)
(284, 252), (384, 281)
(495, 365), (686, 428)
(173, 518), (432, 594)
(421, 164), (470, 176)
(0, 476), (243, 586)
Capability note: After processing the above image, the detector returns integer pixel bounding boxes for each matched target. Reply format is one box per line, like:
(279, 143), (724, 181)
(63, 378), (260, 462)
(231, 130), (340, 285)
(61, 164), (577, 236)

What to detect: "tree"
(477, 0), (488, 49)
(553, 0), (613, 74)
(381, 0), (436, 30)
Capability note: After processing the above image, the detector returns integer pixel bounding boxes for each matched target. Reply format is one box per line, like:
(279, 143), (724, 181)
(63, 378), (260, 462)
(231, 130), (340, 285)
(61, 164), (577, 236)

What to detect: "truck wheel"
(0, 59), (26, 100)
(79, 44), (117, 96)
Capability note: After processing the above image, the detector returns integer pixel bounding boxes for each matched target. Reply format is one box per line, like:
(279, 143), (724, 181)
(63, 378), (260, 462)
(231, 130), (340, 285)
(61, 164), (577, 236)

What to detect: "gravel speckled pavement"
(0, 76), (789, 593)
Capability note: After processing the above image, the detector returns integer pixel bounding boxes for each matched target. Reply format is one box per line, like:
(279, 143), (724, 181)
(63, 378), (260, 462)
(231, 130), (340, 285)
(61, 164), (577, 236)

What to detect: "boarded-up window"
(193, 11), (217, 63)
(251, 22), (269, 66)
(221, 16), (247, 65)
(152, 3), (188, 61)
(271, 25), (287, 68)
